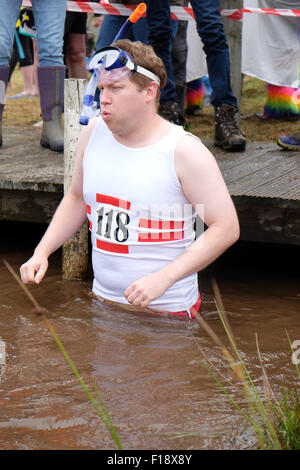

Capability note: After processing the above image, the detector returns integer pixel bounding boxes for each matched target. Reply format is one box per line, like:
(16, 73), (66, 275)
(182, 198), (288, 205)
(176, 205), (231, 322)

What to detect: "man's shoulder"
(174, 131), (216, 174)
(175, 131), (205, 155)
(80, 116), (100, 140)
(76, 117), (101, 156)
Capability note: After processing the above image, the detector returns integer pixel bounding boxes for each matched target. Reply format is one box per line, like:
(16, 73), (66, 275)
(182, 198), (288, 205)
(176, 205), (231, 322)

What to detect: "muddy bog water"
(0, 221), (299, 450)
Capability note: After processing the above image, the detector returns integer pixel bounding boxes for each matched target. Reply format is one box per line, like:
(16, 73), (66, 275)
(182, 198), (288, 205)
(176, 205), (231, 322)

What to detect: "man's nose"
(100, 88), (111, 104)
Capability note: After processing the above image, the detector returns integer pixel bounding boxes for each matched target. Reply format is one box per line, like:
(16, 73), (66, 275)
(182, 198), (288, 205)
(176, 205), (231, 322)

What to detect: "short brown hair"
(111, 39), (167, 103)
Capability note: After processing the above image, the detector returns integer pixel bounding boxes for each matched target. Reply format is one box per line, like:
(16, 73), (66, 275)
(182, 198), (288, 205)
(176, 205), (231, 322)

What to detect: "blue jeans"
(0, 0), (67, 67)
(146, 0), (237, 108)
(96, 14), (148, 50)
(146, 0), (178, 103)
(189, 0), (237, 108)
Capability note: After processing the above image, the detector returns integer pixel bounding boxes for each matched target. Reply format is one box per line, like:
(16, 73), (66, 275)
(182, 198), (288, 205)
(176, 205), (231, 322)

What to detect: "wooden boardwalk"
(0, 126), (299, 245)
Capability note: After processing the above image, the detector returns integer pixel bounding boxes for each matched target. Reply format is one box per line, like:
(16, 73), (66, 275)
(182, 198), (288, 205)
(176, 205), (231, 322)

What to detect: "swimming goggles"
(88, 46), (160, 87)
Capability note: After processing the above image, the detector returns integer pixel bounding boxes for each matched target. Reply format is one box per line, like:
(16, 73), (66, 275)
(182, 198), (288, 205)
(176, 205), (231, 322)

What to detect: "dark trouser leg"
(172, 21), (188, 124)
(146, 0), (177, 104)
(189, 0), (245, 150)
(189, 0), (237, 109)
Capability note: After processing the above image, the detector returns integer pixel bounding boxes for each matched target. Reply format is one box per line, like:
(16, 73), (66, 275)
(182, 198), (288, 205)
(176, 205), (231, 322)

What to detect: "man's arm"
(163, 134), (240, 281)
(125, 135), (240, 307)
(20, 120), (97, 284)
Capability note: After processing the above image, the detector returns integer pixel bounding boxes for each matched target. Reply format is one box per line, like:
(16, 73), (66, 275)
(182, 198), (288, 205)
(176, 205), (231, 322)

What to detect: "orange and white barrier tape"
(241, 7), (300, 18)
(22, 1), (300, 21)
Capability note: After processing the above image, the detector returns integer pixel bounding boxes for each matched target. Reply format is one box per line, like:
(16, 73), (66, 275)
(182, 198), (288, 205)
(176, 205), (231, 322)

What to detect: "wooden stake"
(63, 78), (89, 280)
(221, 0), (243, 107)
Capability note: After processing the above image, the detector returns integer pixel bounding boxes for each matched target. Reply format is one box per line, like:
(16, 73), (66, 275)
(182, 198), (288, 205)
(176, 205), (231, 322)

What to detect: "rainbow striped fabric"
(264, 84), (300, 120)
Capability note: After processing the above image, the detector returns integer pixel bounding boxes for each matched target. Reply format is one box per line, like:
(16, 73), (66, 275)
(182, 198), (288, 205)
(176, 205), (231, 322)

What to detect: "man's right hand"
(20, 254), (48, 284)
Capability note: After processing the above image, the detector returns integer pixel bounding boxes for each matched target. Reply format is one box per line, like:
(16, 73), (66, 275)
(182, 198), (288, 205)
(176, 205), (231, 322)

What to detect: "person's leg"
(0, 0), (22, 66)
(189, 0), (236, 108)
(63, 12), (88, 79)
(65, 33), (88, 78)
(0, 0), (22, 146)
(96, 15), (127, 50)
(8, 39), (19, 84)
(18, 32), (34, 66)
(32, 39), (39, 95)
(32, 0), (66, 67)
(171, 21), (188, 125)
(37, 65), (65, 152)
(146, 0), (177, 104)
(9, 33), (35, 97)
(31, 0), (67, 152)
(189, 0), (246, 151)
(132, 17), (148, 43)
(20, 65), (35, 95)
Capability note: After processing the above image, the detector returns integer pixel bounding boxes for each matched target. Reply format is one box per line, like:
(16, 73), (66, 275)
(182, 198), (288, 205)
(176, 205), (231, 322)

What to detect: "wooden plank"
(0, 188), (61, 224)
(206, 142), (300, 200)
(221, 0), (243, 106)
(0, 128), (63, 192)
(234, 196), (300, 245)
(231, 165), (299, 199)
(1, 127), (300, 246)
(62, 79), (89, 281)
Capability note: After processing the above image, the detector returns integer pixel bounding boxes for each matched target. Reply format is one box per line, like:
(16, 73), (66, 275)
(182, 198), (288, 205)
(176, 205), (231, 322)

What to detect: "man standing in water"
(20, 40), (239, 319)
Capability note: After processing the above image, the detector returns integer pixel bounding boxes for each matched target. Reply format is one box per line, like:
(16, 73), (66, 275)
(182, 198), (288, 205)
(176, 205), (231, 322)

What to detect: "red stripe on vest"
(138, 230), (184, 242)
(96, 239), (129, 254)
(139, 219), (184, 230)
(96, 193), (131, 210)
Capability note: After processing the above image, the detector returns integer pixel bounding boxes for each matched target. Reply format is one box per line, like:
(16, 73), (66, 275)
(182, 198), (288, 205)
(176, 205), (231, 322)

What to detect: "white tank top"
(82, 117), (199, 312)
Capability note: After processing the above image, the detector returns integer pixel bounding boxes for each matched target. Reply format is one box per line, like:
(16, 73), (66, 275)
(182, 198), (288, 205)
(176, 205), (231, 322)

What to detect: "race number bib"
(86, 193), (186, 256)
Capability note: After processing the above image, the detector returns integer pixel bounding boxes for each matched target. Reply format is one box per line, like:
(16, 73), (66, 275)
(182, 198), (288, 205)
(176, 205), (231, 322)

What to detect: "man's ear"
(145, 81), (158, 104)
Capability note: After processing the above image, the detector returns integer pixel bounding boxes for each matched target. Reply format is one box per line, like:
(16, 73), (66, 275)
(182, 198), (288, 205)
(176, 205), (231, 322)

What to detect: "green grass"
(193, 278), (300, 450)
(188, 75), (300, 143)
(5, 68), (300, 142)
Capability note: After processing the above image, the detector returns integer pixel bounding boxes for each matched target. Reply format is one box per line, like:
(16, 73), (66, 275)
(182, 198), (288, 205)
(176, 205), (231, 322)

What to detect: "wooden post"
(62, 78), (89, 280)
(221, 0), (243, 106)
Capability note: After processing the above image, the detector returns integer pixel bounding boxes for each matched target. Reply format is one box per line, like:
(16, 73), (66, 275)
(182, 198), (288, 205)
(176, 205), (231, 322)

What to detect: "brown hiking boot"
(215, 104), (246, 151)
(159, 101), (184, 126)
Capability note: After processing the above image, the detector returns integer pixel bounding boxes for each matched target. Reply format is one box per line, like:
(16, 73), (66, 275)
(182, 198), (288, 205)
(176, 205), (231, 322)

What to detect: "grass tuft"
(193, 277), (300, 450)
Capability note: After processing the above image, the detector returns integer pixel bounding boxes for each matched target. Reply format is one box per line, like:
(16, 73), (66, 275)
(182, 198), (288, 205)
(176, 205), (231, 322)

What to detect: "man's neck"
(112, 113), (174, 148)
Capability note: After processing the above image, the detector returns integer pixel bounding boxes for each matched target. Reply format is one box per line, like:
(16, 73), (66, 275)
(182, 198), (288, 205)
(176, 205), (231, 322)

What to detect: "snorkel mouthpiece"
(79, 3), (147, 125)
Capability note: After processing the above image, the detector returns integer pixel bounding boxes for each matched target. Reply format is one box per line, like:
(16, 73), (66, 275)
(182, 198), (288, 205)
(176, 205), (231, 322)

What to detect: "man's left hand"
(124, 271), (172, 308)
